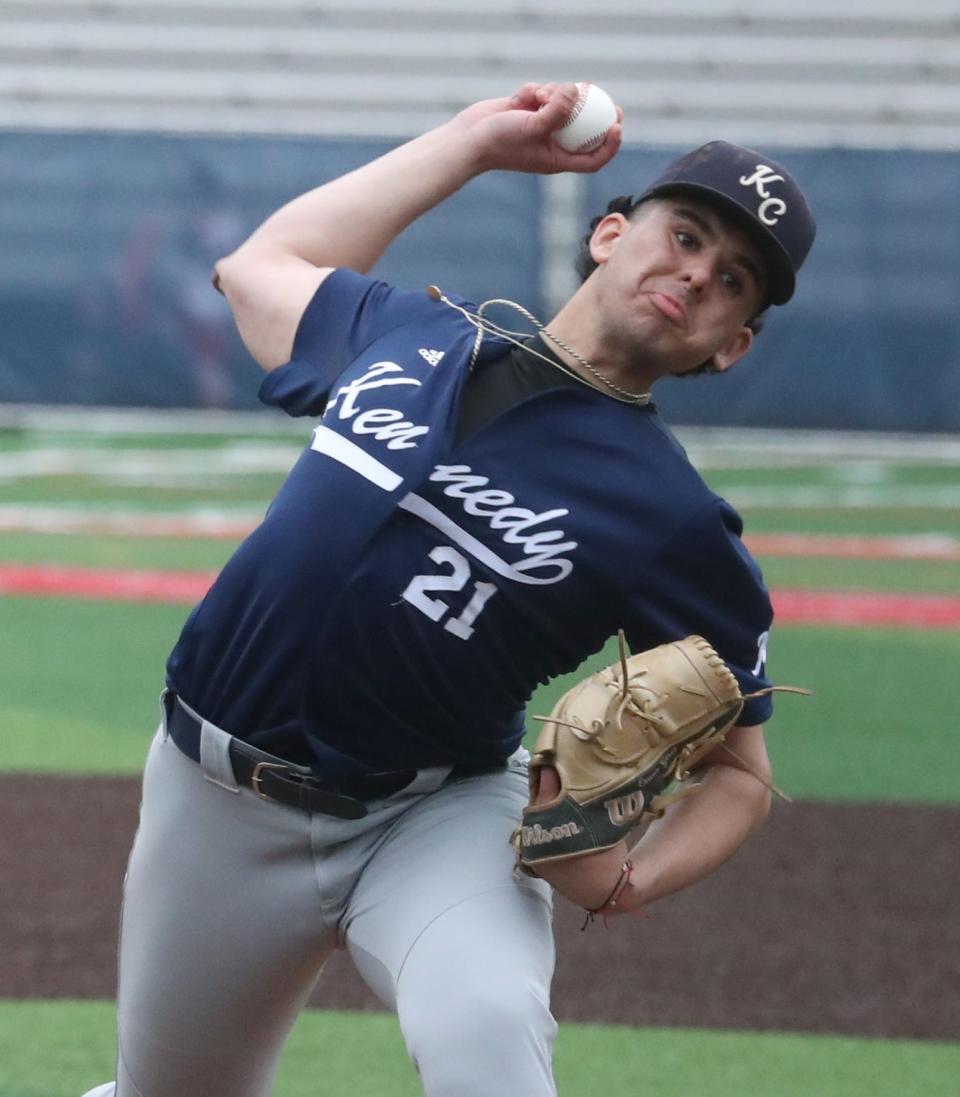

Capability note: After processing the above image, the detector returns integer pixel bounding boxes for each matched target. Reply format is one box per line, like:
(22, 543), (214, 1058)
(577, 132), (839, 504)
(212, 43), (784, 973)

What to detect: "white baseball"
(552, 82), (618, 154)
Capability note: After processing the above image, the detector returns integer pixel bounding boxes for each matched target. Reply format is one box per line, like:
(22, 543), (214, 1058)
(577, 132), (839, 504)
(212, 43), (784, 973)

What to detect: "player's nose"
(679, 256), (712, 291)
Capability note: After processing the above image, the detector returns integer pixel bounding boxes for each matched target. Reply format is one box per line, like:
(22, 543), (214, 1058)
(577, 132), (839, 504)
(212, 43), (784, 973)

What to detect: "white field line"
(0, 505), (262, 538)
(679, 431), (960, 465)
(0, 443), (303, 483)
(723, 486), (960, 508)
(1, 453), (960, 507)
(2, 404), (960, 462)
(1, 416), (958, 505)
(0, 404), (305, 438)
(3, 507), (960, 562)
(2, 453), (959, 506)
(0, 446), (906, 482)
(746, 532), (960, 560)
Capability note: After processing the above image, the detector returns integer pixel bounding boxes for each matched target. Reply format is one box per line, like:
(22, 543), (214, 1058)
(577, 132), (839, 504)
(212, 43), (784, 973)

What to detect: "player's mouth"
(648, 291), (687, 326)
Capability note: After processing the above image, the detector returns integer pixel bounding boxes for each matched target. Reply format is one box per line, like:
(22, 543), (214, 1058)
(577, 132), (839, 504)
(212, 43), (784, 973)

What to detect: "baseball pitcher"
(81, 81), (814, 1097)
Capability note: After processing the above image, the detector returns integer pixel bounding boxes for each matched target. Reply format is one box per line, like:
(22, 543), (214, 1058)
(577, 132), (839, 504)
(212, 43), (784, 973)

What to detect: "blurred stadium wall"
(1, 0), (959, 430)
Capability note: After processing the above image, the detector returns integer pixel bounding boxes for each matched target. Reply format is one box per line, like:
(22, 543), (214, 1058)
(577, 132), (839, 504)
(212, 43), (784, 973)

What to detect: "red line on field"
(768, 592), (960, 627)
(772, 589), (960, 628)
(2, 564), (959, 628)
(0, 564), (216, 604)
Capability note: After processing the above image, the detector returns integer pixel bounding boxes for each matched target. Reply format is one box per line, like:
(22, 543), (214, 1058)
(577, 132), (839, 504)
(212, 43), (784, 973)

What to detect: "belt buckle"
(251, 761), (289, 801)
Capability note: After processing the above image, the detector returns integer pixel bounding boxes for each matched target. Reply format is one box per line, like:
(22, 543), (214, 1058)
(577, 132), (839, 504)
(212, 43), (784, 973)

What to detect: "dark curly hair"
(574, 194), (766, 370)
(574, 195), (638, 283)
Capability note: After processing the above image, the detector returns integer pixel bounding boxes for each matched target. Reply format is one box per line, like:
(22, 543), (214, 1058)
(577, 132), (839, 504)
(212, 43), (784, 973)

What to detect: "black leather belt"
(164, 694), (417, 819)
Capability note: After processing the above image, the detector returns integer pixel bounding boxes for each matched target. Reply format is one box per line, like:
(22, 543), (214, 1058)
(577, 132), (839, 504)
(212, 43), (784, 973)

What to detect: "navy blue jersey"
(167, 270), (774, 776)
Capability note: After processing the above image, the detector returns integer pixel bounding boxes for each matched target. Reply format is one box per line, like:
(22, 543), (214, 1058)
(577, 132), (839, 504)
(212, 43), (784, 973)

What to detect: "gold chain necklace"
(427, 286), (651, 407)
(537, 324), (650, 406)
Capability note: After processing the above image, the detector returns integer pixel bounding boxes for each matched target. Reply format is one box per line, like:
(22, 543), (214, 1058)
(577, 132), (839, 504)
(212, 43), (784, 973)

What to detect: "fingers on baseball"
(553, 122), (623, 173)
(510, 82), (576, 119)
(508, 83), (548, 110)
(538, 83), (582, 127)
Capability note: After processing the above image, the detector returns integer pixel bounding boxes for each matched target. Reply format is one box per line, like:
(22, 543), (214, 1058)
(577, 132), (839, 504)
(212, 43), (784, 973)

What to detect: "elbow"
(753, 783), (773, 829)
(716, 756), (773, 833)
(716, 724), (776, 832)
(212, 250), (243, 299)
(211, 248), (263, 317)
(211, 258), (225, 294)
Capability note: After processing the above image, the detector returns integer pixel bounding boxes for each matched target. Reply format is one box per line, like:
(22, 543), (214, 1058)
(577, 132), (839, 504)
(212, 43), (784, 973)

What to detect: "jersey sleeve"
(258, 269), (441, 417)
(623, 499), (775, 726)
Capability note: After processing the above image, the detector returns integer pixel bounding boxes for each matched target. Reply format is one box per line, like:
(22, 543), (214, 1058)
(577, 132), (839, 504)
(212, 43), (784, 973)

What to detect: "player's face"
(588, 197), (767, 377)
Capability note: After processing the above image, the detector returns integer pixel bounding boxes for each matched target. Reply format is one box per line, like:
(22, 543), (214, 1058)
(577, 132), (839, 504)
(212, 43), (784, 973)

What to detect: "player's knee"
(401, 979), (556, 1091)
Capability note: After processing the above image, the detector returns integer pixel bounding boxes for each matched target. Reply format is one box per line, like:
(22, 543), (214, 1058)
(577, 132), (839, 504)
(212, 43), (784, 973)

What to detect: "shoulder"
(296, 273), (481, 361)
(597, 405), (724, 518)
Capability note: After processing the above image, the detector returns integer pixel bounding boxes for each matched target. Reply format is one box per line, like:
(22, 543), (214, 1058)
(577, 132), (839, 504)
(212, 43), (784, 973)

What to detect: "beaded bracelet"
(580, 860), (635, 930)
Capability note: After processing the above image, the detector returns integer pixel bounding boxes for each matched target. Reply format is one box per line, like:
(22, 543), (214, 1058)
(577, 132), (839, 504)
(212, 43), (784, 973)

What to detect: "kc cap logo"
(738, 165), (787, 226)
(632, 140), (816, 307)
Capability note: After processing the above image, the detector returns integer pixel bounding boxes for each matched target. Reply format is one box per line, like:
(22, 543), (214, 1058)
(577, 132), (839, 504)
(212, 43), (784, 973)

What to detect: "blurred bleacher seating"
(2, 1), (960, 427)
(1, 0), (959, 148)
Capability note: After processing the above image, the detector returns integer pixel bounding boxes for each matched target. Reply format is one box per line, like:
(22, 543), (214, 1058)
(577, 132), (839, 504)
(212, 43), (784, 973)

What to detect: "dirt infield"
(2, 774), (957, 1041)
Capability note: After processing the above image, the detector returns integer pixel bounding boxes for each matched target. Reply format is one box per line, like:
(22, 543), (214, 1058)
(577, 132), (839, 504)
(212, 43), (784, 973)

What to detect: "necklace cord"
(427, 286), (651, 406)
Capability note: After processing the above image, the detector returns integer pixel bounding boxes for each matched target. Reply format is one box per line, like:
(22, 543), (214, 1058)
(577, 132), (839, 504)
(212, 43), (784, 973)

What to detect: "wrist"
(596, 860), (633, 913)
(444, 114), (501, 176)
(580, 860), (634, 928)
(617, 870), (650, 915)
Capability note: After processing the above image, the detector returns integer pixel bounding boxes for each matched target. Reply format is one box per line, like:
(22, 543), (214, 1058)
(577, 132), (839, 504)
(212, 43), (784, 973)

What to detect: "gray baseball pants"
(81, 710), (556, 1097)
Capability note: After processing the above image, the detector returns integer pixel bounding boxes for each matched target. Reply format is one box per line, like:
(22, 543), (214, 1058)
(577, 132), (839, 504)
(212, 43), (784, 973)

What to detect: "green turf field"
(2, 421), (958, 1093)
(4, 597), (958, 803)
(3, 1001), (959, 1097)
(2, 423), (958, 802)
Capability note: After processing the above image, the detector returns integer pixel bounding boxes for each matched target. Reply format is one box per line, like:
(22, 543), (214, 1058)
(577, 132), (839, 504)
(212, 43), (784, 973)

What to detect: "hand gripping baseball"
(513, 633), (808, 871)
(454, 82), (623, 175)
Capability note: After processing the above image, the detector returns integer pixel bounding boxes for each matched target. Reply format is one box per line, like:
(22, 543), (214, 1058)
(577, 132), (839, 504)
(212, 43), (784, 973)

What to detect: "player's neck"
(544, 295), (660, 399)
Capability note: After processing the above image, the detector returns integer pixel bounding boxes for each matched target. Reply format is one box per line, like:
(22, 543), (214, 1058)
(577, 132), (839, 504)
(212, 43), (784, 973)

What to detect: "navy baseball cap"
(634, 140), (816, 306)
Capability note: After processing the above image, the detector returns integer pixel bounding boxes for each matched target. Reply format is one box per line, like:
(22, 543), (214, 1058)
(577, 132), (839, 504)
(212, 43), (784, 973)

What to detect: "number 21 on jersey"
(401, 546), (497, 640)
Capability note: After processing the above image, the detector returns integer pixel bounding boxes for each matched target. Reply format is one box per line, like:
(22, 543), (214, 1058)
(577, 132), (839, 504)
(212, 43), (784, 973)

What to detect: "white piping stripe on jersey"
(307, 428), (564, 585)
(309, 425), (402, 492)
(398, 492), (552, 586)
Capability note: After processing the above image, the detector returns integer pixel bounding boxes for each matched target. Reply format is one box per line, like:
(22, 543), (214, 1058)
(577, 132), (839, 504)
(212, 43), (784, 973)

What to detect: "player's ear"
(588, 213), (630, 266)
(712, 325), (753, 373)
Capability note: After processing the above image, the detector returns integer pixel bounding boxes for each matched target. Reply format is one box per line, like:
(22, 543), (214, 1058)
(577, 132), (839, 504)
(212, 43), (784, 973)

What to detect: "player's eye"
(674, 230), (699, 250)
(719, 270), (743, 294)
